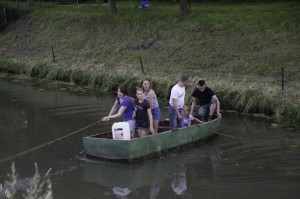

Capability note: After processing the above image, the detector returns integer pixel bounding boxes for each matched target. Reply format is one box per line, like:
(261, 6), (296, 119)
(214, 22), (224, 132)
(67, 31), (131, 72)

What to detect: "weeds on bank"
(1, 59), (300, 125)
(0, 162), (52, 199)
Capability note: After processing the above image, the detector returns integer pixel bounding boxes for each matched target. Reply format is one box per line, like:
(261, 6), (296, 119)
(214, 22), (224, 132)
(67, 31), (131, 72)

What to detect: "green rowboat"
(82, 118), (221, 162)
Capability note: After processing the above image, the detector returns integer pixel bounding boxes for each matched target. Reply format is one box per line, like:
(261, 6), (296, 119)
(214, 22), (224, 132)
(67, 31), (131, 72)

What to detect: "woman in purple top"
(140, 78), (161, 134)
(102, 85), (136, 138)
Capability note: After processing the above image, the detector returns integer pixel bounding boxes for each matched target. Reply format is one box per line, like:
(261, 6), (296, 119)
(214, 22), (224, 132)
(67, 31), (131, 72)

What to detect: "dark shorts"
(136, 121), (149, 129)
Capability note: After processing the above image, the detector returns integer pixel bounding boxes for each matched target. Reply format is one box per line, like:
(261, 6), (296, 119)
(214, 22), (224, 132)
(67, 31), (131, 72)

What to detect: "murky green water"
(0, 76), (299, 199)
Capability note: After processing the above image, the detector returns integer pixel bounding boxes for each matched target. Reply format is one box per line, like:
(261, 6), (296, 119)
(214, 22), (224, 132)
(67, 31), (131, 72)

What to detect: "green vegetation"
(1, 162), (52, 198)
(0, 1), (299, 125)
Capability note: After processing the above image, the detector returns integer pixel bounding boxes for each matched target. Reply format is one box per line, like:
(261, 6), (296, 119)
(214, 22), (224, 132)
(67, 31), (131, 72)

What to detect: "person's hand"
(102, 116), (110, 122)
(177, 114), (182, 120)
(132, 112), (136, 119)
(217, 112), (222, 118)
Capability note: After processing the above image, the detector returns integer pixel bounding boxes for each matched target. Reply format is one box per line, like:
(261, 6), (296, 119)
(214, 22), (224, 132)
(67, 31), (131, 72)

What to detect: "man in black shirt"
(190, 80), (221, 121)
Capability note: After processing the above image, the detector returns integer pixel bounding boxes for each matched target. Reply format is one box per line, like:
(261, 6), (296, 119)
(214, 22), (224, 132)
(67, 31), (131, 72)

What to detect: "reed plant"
(0, 162), (52, 199)
(1, 58), (299, 125)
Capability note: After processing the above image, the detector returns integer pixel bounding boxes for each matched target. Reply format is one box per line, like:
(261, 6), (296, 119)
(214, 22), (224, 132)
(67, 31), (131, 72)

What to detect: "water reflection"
(82, 148), (223, 199)
(83, 160), (186, 199)
(210, 149), (222, 179)
(149, 183), (161, 199)
(171, 165), (187, 196)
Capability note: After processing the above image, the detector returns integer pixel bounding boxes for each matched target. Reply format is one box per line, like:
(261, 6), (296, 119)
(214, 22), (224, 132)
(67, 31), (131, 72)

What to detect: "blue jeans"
(198, 98), (217, 117)
(169, 105), (184, 129)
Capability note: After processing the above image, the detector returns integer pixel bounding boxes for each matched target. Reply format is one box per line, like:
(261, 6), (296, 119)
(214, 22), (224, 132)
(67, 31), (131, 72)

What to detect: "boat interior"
(90, 116), (216, 139)
(90, 120), (172, 139)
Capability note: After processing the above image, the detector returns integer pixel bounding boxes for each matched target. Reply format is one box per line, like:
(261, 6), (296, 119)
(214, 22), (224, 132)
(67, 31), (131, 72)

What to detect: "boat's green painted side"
(82, 137), (129, 159)
(83, 118), (221, 161)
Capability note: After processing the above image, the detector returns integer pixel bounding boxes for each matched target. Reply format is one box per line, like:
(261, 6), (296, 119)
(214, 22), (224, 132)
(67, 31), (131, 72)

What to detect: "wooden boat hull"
(82, 118), (221, 162)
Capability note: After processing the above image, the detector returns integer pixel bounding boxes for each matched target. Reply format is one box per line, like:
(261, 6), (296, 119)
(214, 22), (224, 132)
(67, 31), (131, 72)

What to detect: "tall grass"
(0, 162), (52, 199)
(1, 60), (299, 125)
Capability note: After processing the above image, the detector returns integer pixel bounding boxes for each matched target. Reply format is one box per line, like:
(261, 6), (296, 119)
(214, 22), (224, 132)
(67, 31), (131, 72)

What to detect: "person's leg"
(137, 128), (142, 137)
(198, 104), (209, 119)
(127, 119), (136, 138)
(139, 129), (149, 137)
(169, 105), (177, 129)
(208, 98), (218, 120)
(153, 120), (159, 134)
(177, 108), (184, 128)
(152, 108), (161, 133)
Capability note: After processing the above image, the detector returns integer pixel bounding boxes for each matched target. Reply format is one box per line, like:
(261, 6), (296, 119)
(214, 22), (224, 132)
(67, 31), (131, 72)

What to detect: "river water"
(0, 75), (299, 199)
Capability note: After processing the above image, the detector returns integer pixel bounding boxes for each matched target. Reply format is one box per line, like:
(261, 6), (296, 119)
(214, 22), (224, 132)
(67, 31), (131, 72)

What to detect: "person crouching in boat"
(102, 85), (136, 138)
(183, 105), (203, 127)
(133, 88), (154, 137)
(190, 80), (222, 121)
(140, 78), (161, 134)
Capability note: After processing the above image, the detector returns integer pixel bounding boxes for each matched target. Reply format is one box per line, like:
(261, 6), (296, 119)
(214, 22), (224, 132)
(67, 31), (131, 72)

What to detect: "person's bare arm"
(194, 117), (203, 123)
(102, 106), (127, 121)
(148, 90), (155, 109)
(147, 108), (154, 134)
(108, 100), (119, 116)
(213, 95), (222, 118)
(190, 97), (197, 115)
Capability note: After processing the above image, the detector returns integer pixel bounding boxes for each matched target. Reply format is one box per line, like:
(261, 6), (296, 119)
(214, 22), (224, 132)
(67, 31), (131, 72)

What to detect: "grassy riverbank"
(0, 1), (299, 125)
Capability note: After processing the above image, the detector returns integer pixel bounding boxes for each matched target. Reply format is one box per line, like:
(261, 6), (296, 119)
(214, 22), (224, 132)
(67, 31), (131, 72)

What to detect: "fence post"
(3, 7), (7, 25)
(16, 0), (20, 19)
(139, 57), (145, 74)
(281, 67), (284, 91)
(77, 0), (79, 13)
(52, 46), (56, 63)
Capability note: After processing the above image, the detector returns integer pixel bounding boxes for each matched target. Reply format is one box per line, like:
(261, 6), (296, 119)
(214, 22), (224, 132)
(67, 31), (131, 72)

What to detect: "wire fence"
(148, 64), (300, 88)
